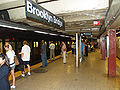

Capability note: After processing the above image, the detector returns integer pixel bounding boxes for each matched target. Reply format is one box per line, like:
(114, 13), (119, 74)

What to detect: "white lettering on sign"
(27, 0), (63, 27)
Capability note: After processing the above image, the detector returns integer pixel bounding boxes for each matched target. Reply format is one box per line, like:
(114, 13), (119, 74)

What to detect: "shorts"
(23, 61), (30, 65)
(10, 65), (16, 70)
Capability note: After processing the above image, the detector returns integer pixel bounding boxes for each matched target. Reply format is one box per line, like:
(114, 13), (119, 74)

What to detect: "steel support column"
(76, 33), (78, 67)
(79, 36), (82, 62)
(108, 30), (116, 76)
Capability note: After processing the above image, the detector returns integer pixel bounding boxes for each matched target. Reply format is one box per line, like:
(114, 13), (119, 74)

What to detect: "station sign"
(25, 0), (65, 30)
(81, 32), (92, 36)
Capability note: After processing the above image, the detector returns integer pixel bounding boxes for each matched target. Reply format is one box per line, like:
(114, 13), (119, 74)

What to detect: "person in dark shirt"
(41, 40), (47, 67)
(85, 40), (88, 57)
(0, 54), (10, 90)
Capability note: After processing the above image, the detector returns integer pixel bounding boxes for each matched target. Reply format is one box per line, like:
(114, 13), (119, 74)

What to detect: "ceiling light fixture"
(34, 31), (48, 34)
(0, 24), (27, 30)
(49, 33), (58, 36)
(65, 36), (69, 38)
(60, 35), (65, 37)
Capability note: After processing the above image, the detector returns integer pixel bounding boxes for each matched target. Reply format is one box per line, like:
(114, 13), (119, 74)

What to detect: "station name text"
(27, 0), (63, 27)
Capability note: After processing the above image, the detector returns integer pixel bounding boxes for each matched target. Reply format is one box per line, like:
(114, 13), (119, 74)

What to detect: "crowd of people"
(0, 40), (67, 90)
(71, 39), (98, 61)
(0, 40), (31, 90)
(0, 39), (98, 90)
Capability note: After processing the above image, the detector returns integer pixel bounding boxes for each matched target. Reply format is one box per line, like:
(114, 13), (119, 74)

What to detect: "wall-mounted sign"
(25, 0), (65, 30)
(81, 32), (92, 36)
(93, 21), (99, 26)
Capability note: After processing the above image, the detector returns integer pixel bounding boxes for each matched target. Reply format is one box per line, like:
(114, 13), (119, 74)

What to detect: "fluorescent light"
(49, 33), (58, 36)
(60, 35), (65, 37)
(65, 36), (69, 38)
(34, 31), (48, 34)
(0, 24), (27, 30)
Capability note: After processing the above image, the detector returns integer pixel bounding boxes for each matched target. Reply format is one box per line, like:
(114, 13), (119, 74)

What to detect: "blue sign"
(81, 32), (92, 36)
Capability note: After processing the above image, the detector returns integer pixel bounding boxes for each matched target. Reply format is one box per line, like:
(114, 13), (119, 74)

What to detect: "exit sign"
(93, 21), (99, 26)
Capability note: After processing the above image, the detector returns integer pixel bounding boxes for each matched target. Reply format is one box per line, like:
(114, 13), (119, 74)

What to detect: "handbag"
(14, 56), (19, 65)
(15, 64), (24, 71)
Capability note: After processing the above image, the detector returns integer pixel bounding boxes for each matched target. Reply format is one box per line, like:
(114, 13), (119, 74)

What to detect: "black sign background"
(25, 0), (65, 30)
(0, 10), (10, 21)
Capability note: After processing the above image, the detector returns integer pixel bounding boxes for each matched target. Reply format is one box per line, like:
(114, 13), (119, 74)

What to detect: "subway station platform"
(14, 50), (120, 90)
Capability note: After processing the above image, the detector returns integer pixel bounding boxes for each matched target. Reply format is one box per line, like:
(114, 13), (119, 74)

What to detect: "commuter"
(85, 40), (88, 56)
(61, 42), (67, 64)
(41, 40), (47, 67)
(0, 54), (10, 90)
(74, 42), (76, 55)
(88, 42), (91, 52)
(20, 41), (31, 77)
(4, 43), (16, 88)
(71, 42), (75, 54)
(49, 41), (55, 61)
(92, 42), (95, 51)
(81, 40), (85, 61)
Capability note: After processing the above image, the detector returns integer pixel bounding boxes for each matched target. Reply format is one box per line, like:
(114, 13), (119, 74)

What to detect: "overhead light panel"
(49, 33), (58, 36)
(65, 36), (70, 38)
(0, 24), (27, 30)
(60, 35), (65, 37)
(34, 31), (48, 34)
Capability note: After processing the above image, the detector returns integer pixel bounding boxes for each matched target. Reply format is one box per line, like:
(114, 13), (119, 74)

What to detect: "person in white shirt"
(61, 42), (67, 64)
(49, 42), (55, 61)
(21, 41), (31, 77)
(4, 43), (16, 89)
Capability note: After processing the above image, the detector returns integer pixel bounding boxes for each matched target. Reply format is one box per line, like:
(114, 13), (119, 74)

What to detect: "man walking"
(21, 41), (31, 77)
(81, 40), (85, 61)
(41, 40), (47, 67)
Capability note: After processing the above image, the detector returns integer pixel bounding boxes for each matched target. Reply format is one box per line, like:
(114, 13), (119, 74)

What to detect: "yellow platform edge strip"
(9, 50), (72, 81)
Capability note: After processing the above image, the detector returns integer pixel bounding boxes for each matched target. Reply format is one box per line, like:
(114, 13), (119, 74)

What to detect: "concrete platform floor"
(14, 50), (120, 90)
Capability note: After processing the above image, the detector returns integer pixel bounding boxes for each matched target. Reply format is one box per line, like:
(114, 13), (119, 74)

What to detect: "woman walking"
(4, 44), (16, 89)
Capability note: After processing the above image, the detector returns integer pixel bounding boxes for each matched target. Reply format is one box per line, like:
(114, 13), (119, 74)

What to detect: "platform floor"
(15, 50), (120, 90)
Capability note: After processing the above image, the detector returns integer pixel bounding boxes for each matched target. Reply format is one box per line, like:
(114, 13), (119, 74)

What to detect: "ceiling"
(57, 9), (107, 36)
(0, 0), (109, 37)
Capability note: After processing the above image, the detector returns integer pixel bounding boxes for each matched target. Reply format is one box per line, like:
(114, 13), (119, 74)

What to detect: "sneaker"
(11, 85), (15, 88)
(22, 74), (25, 77)
(27, 72), (31, 76)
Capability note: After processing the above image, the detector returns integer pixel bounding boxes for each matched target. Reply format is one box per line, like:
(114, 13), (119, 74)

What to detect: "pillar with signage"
(108, 30), (116, 76)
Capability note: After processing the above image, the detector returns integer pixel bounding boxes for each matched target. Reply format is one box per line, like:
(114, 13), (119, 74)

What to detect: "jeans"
(41, 54), (47, 67)
(50, 49), (55, 60)
(82, 51), (85, 61)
